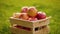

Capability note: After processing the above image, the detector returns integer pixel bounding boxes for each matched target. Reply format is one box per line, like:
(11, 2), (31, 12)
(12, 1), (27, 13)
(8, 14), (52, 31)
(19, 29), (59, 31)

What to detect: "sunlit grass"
(0, 0), (60, 34)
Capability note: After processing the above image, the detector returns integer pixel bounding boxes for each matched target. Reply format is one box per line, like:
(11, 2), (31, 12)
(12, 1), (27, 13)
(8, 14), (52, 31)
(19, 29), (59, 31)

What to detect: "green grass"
(0, 0), (60, 34)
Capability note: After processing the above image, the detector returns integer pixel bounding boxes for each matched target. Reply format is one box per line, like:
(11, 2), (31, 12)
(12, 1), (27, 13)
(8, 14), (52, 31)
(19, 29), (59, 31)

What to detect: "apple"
(13, 13), (21, 18)
(19, 13), (29, 20)
(24, 27), (31, 31)
(15, 25), (31, 31)
(27, 7), (37, 17)
(15, 25), (22, 29)
(21, 6), (28, 13)
(36, 12), (46, 20)
(28, 18), (37, 21)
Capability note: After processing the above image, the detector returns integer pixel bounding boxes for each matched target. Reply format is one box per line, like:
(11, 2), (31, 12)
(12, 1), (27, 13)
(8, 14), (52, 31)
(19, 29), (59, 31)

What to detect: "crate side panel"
(10, 27), (33, 34)
(33, 26), (50, 34)
(33, 19), (50, 28)
(10, 19), (33, 28)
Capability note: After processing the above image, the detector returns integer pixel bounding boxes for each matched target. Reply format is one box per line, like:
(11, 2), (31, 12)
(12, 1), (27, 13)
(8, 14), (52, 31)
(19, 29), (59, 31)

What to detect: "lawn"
(0, 0), (60, 34)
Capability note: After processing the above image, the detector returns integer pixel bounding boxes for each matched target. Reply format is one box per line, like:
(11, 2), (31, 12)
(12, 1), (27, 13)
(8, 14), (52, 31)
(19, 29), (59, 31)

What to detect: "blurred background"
(0, 0), (60, 34)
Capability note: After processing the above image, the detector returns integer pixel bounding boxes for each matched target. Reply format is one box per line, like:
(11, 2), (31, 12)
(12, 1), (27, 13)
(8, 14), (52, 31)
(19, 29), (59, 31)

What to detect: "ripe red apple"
(15, 25), (22, 29)
(24, 27), (31, 31)
(36, 12), (46, 20)
(21, 6), (28, 13)
(28, 17), (37, 21)
(27, 7), (37, 17)
(15, 25), (31, 31)
(19, 13), (29, 20)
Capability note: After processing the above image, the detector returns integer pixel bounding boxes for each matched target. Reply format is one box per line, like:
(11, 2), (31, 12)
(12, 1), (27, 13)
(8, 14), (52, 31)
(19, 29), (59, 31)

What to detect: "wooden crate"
(10, 17), (51, 28)
(10, 25), (50, 34)
(9, 17), (51, 34)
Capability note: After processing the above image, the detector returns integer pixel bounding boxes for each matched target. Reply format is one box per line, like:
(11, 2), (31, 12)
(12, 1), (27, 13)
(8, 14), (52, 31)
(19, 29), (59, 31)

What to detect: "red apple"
(15, 25), (22, 29)
(15, 25), (31, 31)
(24, 27), (31, 31)
(27, 7), (37, 17)
(21, 6), (28, 13)
(28, 18), (37, 21)
(36, 12), (46, 20)
(19, 13), (29, 20)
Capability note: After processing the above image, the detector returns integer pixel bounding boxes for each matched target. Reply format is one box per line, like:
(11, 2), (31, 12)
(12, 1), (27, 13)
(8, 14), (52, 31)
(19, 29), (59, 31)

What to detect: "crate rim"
(10, 16), (51, 23)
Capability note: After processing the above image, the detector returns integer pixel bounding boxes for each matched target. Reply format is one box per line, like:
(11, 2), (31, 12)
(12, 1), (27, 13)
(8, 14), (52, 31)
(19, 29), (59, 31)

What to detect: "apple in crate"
(36, 12), (46, 20)
(19, 13), (29, 20)
(28, 18), (37, 21)
(27, 7), (37, 17)
(15, 25), (22, 29)
(15, 25), (31, 31)
(13, 13), (21, 18)
(21, 6), (28, 13)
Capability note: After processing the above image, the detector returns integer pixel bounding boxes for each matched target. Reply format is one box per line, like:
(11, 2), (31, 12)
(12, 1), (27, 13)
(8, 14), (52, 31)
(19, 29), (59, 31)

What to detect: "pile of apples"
(13, 6), (46, 21)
